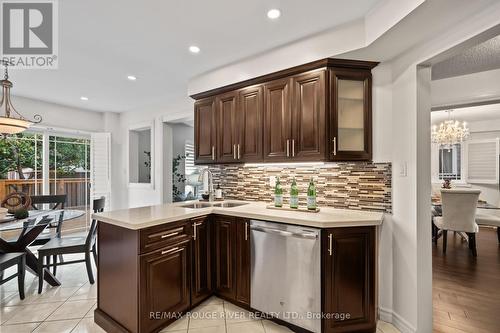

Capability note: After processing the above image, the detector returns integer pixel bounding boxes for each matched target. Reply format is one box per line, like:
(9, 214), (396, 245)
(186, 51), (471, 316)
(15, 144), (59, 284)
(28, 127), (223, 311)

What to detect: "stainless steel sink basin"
(181, 203), (213, 209)
(213, 202), (248, 208)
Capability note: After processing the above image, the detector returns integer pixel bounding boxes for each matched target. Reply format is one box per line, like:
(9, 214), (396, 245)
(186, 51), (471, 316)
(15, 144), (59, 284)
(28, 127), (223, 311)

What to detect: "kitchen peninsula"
(93, 200), (383, 333)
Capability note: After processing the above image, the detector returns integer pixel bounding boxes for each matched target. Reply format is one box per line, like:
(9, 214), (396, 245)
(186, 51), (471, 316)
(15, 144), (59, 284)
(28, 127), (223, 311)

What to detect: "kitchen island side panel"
(97, 221), (140, 333)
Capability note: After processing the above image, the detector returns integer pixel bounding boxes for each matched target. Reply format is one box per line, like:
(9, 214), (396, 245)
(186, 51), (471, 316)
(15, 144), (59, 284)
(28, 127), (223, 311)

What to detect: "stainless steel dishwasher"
(250, 220), (321, 333)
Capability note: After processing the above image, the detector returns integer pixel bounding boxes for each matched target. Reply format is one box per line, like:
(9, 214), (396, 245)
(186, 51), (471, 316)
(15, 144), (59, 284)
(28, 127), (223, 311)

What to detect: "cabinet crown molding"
(190, 58), (379, 100)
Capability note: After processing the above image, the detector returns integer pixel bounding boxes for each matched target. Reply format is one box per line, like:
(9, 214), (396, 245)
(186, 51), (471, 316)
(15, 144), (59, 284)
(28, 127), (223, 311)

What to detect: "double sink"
(181, 201), (248, 209)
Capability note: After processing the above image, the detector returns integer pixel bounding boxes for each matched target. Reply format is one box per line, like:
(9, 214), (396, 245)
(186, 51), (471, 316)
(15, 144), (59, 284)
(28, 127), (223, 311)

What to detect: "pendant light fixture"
(431, 110), (470, 149)
(0, 60), (42, 136)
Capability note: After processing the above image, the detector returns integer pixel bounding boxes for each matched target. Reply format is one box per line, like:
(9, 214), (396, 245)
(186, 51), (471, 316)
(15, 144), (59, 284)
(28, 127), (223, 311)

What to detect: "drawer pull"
(161, 247), (181, 255)
(328, 233), (333, 256)
(161, 232), (179, 239)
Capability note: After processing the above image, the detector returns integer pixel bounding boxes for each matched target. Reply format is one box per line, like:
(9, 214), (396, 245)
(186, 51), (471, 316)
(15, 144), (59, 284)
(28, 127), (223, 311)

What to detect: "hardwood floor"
(433, 226), (500, 332)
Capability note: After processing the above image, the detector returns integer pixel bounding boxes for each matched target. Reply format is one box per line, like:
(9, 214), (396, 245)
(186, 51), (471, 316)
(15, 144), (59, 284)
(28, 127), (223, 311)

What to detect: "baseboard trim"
(378, 307), (416, 333)
(378, 306), (393, 323)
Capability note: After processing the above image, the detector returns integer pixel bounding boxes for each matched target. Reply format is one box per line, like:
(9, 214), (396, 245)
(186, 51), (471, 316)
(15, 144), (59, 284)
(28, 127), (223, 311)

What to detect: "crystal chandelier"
(431, 110), (470, 149)
(0, 60), (42, 136)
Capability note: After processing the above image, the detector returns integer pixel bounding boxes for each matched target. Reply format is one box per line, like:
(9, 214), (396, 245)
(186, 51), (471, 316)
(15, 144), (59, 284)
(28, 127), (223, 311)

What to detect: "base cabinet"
(97, 217), (376, 333)
(213, 215), (250, 306)
(139, 240), (191, 333)
(322, 226), (376, 333)
(191, 216), (212, 306)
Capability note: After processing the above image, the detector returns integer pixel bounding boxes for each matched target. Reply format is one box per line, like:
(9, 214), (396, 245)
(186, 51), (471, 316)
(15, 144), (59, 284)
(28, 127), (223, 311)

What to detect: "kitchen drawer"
(140, 219), (191, 254)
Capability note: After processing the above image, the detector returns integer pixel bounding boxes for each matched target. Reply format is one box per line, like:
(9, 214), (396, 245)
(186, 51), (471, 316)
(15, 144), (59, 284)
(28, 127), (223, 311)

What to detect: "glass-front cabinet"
(330, 69), (372, 161)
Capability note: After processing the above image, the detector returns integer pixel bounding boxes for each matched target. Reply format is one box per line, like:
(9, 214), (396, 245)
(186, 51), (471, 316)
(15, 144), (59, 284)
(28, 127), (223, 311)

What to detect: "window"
(466, 139), (499, 184)
(184, 141), (196, 175)
(438, 144), (462, 180)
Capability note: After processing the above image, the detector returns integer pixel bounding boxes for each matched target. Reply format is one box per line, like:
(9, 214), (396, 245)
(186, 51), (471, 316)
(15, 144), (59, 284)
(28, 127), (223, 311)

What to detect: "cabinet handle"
(237, 144), (240, 160)
(286, 139), (290, 157)
(332, 137), (337, 156)
(161, 247), (181, 255)
(212, 146), (215, 160)
(292, 139), (295, 157)
(245, 221), (248, 241)
(193, 222), (202, 240)
(328, 233), (333, 256)
(233, 144), (236, 159)
(161, 231), (179, 239)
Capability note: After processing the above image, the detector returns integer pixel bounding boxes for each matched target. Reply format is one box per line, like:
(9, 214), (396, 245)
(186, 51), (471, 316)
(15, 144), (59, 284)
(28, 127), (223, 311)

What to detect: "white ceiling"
(7, 0), (381, 113)
(431, 103), (500, 124)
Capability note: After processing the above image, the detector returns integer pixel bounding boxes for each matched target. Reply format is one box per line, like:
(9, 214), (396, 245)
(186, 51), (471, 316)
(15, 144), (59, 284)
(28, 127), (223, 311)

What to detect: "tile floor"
(1, 254), (400, 333)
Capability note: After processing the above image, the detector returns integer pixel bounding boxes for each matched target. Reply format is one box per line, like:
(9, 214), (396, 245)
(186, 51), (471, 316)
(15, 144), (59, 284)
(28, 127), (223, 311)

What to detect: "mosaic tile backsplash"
(208, 162), (392, 213)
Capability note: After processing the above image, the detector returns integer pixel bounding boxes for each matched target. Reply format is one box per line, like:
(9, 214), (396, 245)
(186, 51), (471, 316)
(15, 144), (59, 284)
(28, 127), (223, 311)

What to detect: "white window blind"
(90, 133), (112, 210)
(466, 138), (499, 184)
(185, 141), (196, 175)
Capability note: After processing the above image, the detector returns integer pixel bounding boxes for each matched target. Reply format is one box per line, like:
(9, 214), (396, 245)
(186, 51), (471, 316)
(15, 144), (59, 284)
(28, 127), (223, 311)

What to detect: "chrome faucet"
(199, 168), (215, 202)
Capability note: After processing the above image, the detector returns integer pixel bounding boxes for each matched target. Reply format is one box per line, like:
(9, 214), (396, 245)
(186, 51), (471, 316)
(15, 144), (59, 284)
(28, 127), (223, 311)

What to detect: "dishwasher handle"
(250, 225), (318, 239)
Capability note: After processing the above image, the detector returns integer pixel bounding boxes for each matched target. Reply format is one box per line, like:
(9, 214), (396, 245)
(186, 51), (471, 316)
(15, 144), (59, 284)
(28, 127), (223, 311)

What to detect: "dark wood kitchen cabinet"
(235, 218), (251, 306)
(213, 215), (237, 299)
(192, 58), (378, 164)
(263, 78), (292, 161)
(139, 239), (191, 333)
(237, 85), (264, 162)
(191, 216), (212, 307)
(213, 215), (250, 306)
(194, 97), (217, 164)
(291, 69), (327, 160)
(322, 226), (376, 333)
(216, 91), (239, 163)
(330, 69), (372, 161)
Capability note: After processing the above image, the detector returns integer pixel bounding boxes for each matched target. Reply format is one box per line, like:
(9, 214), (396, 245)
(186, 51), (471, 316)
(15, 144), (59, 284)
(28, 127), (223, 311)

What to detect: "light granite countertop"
(93, 200), (384, 230)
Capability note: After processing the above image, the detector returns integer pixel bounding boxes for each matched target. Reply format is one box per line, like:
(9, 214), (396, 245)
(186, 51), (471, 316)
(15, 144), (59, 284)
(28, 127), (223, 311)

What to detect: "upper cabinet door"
(194, 98), (216, 164)
(238, 86), (263, 163)
(291, 70), (327, 161)
(216, 92), (238, 163)
(330, 69), (372, 161)
(263, 78), (292, 161)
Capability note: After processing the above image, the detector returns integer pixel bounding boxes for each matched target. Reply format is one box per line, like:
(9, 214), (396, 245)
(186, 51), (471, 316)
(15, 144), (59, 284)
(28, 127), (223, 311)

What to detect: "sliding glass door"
(0, 131), (91, 233)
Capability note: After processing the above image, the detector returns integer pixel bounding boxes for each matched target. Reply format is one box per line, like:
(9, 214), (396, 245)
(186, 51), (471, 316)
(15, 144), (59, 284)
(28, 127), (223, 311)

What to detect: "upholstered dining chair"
(433, 189), (481, 257)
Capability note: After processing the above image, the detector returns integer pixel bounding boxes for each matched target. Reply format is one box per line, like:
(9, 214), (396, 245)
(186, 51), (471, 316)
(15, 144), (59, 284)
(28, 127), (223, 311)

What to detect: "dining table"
(0, 209), (85, 287)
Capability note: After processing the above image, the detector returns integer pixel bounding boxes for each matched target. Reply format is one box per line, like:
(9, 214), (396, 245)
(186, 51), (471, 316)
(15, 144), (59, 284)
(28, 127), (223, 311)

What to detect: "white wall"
(14, 95), (105, 133)
(431, 68), (500, 107)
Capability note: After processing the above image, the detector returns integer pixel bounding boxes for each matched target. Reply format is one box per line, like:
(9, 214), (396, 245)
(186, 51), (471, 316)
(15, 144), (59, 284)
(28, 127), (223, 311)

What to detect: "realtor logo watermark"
(0, 0), (58, 68)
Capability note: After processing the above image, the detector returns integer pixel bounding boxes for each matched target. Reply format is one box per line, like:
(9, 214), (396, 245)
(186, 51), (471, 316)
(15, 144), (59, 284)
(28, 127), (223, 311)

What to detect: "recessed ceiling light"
(189, 45), (200, 54)
(127, 75), (137, 81)
(80, 96), (88, 101)
(267, 9), (281, 19)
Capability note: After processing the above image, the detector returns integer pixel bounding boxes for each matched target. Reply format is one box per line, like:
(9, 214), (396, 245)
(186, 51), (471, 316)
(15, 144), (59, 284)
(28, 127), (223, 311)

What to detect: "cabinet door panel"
(264, 79), (291, 161)
(191, 216), (211, 306)
(140, 241), (191, 332)
(330, 69), (372, 161)
(238, 86), (263, 162)
(216, 92), (238, 163)
(195, 98), (216, 163)
(214, 216), (236, 300)
(323, 227), (376, 333)
(235, 219), (250, 305)
(292, 70), (326, 160)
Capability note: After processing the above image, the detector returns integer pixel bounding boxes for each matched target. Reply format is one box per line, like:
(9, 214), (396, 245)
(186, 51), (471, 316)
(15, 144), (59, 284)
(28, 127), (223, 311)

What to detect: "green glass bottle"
(290, 177), (299, 209)
(307, 178), (317, 210)
(274, 177), (283, 207)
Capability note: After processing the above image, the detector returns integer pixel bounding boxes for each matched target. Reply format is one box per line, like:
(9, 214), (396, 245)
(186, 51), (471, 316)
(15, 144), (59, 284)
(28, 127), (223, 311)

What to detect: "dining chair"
(36, 197), (105, 293)
(29, 194), (67, 242)
(433, 189), (481, 257)
(475, 212), (500, 243)
(0, 252), (26, 300)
